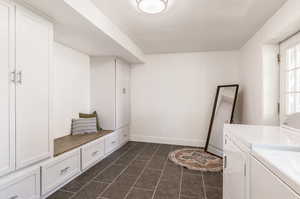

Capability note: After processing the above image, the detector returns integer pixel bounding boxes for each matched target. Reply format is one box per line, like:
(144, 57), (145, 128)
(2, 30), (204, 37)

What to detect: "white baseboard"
(130, 134), (205, 147)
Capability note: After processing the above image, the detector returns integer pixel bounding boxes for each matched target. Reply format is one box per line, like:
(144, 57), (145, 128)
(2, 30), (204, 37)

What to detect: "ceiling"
(92, 0), (287, 54)
(17, 0), (145, 63)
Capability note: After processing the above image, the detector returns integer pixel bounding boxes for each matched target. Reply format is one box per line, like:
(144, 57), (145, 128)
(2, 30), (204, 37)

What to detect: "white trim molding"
(130, 134), (205, 147)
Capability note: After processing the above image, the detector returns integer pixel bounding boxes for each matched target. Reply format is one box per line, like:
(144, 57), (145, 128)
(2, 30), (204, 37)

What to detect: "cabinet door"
(251, 157), (295, 199)
(115, 59), (130, 129)
(0, 0), (15, 176)
(15, 7), (53, 169)
(223, 138), (247, 199)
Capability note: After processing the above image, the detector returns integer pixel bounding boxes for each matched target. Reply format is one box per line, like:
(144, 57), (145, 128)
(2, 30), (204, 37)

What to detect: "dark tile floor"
(47, 142), (222, 199)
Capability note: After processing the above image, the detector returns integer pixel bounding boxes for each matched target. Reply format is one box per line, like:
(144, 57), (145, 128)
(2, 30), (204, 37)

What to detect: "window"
(280, 33), (300, 122)
(285, 44), (300, 114)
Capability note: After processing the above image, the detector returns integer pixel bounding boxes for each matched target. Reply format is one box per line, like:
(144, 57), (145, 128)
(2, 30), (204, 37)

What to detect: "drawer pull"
(92, 151), (99, 156)
(60, 166), (70, 175)
(123, 134), (127, 137)
(9, 196), (18, 199)
(111, 141), (116, 144)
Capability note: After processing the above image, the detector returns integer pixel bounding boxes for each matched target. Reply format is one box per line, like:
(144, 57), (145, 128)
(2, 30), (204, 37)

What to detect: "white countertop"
(224, 124), (300, 150)
(225, 124), (300, 196)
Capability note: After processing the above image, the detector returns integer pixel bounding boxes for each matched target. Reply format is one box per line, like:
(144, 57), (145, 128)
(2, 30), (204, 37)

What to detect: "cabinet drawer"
(81, 138), (105, 170)
(41, 149), (80, 195)
(0, 168), (40, 199)
(118, 127), (129, 145)
(105, 132), (119, 154)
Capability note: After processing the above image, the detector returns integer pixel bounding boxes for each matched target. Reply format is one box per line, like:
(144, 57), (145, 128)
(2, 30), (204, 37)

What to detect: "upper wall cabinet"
(0, 0), (15, 177)
(0, 0), (53, 176)
(90, 57), (130, 130)
(15, 6), (53, 169)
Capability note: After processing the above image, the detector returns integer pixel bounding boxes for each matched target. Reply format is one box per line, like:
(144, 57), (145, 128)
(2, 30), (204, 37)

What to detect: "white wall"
(130, 51), (239, 146)
(53, 42), (90, 138)
(239, 0), (300, 125)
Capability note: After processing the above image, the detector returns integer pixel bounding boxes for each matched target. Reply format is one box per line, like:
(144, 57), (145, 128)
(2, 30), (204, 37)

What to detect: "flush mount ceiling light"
(136, 0), (168, 14)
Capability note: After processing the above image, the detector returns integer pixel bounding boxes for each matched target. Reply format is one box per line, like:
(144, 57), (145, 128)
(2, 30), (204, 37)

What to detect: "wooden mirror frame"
(204, 84), (239, 157)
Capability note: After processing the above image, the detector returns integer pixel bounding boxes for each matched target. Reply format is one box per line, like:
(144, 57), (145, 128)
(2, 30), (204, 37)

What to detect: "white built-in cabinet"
(223, 136), (248, 199)
(250, 157), (296, 199)
(224, 130), (300, 199)
(90, 57), (130, 130)
(0, 0), (15, 177)
(0, 1), (131, 198)
(0, 167), (40, 199)
(15, 6), (53, 170)
(0, 1), (53, 176)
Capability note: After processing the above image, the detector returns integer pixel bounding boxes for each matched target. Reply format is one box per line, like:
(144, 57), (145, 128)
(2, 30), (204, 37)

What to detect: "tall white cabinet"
(0, 2), (53, 176)
(0, 0), (15, 177)
(90, 57), (130, 130)
(15, 7), (53, 169)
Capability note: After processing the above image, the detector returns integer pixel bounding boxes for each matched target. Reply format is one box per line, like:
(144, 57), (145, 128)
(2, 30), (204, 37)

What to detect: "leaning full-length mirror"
(205, 85), (239, 157)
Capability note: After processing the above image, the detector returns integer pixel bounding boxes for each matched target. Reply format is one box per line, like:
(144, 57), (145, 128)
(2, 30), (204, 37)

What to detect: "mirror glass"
(205, 85), (239, 157)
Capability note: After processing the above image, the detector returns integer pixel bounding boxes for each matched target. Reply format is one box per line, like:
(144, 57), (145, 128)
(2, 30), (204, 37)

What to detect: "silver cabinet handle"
(60, 166), (70, 175)
(9, 196), (18, 199)
(16, 70), (22, 84)
(224, 155), (227, 169)
(92, 151), (99, 156)
(11, 71), (16, 83)
(111, 141), (116, 144)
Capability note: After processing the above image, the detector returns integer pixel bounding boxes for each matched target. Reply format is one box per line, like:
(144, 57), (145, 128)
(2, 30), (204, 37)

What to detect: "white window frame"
(280, 32), (300, 124)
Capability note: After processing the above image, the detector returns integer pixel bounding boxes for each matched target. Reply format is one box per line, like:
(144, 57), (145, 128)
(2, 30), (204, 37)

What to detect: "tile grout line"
(202, 171), (208, 199)
(150, 148), (171, 199)
(95, 143), (151, 199)
(123, 144), (161, 199)
(58, 189), (77, 194)
(132, 187), (154, 192)
(178, 163), (183, 199)
(68, 142), (140, 199)
(173, 145), (184, 199)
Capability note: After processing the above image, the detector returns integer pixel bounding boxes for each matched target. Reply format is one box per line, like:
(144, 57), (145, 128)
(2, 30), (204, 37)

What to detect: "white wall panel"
(53, 42), (90, 138)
